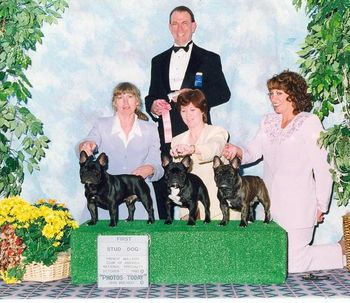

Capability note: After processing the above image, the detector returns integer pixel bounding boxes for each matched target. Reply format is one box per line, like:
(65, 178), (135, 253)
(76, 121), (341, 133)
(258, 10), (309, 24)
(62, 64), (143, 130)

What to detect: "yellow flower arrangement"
(0, 197), (79, 283)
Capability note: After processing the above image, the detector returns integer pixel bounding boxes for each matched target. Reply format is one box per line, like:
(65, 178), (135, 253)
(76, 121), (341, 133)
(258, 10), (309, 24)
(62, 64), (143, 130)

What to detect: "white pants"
(287, 227), (345, 273)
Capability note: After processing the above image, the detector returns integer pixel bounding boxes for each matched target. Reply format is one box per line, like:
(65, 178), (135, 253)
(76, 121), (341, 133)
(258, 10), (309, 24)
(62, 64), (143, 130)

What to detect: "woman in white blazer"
(170, 89), (240, 220)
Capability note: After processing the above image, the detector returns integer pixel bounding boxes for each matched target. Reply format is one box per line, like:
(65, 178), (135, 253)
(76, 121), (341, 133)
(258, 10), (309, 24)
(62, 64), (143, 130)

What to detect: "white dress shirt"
(169, 42), (193, 92)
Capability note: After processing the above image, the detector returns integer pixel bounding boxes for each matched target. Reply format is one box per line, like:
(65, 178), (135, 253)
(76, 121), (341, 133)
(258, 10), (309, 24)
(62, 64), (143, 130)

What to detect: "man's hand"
(151, 99), (171, 116)
(171, 88), (189, 103)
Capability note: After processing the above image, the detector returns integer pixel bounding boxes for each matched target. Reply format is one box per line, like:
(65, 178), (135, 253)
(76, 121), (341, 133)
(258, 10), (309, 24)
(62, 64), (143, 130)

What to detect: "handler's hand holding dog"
(222, 143), (242, 161)
(79, 141), (97, 156)
(131, 165), (155, 179)
(170, 144), (195, 157)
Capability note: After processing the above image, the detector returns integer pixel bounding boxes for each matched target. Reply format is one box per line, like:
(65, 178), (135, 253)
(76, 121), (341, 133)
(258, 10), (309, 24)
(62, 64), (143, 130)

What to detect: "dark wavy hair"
(176, 89), (208, 123)
(267, 70), (312, 114)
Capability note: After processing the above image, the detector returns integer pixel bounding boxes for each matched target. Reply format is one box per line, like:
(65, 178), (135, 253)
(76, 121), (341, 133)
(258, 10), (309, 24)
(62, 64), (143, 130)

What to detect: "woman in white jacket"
(223, 71), (345, 273)
(170, 89), (240, 220)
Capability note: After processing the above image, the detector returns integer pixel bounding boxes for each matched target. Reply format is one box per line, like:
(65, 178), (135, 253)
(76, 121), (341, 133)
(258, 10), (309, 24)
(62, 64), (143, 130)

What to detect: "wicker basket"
(22, 250), (71, 282)
(343, 214), (350, 271)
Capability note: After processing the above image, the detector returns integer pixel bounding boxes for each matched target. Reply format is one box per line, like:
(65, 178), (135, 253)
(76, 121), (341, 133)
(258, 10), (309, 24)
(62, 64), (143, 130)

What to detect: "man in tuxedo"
(145, 5), (231, 219)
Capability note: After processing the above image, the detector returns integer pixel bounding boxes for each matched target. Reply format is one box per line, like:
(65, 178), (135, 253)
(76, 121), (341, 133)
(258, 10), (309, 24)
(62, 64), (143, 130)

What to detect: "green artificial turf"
(70, 220), (287, 285)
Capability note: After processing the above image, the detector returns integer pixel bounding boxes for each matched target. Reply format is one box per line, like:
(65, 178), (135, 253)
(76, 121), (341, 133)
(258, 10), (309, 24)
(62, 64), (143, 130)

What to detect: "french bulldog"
(162, 155), (211, 225)
(79, 151), (155, 227)
(213, 156), (271, 227)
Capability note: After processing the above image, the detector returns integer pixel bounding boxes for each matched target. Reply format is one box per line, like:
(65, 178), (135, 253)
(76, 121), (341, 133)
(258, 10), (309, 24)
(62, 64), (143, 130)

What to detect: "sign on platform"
(97, 235), (149, 288)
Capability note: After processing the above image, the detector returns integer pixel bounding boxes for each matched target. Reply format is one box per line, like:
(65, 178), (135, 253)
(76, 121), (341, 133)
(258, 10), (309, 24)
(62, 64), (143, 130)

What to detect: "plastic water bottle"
(194, 72), (203, 88)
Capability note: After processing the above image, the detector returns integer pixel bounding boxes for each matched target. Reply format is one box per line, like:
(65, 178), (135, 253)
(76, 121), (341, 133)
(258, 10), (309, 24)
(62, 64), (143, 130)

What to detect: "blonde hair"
(112, 82), (149, 121)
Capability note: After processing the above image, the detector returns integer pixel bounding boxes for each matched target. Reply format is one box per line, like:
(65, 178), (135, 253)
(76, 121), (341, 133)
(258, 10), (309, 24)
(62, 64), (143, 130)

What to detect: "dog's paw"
(239, 221), (248, 227)
(204, 219), (211, 224)
(219, 220), (227, 226)
(187, 220), (196, 226)
(87, 220), (96, 226)
(164, 219), (172, 225)
(109, 222), (117, 227)
(263, 218), (270, 224)
(147, 219), (155, 224)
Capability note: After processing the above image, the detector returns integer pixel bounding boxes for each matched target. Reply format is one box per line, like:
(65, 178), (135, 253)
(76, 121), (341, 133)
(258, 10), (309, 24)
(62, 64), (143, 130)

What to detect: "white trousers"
(287, 227), (345, 273)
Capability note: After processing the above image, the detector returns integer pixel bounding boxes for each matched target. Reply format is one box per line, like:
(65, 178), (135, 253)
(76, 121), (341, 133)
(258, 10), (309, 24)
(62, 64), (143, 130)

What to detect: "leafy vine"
(293, 0), (350, 206)
(0, 0), (68, 197)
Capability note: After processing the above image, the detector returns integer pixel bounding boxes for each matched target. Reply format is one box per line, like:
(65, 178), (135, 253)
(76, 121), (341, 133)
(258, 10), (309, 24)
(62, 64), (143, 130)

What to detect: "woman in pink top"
(223, 71), (345, 273)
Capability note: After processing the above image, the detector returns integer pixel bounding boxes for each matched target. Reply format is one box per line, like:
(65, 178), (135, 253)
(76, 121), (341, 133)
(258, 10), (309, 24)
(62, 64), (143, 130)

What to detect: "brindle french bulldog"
(79, 151), (155, 227)
(213, 156), (271, 227)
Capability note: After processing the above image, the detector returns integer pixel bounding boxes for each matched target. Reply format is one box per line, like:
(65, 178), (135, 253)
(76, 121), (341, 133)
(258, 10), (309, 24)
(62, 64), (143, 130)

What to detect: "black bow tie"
(173, 41), (193, 53)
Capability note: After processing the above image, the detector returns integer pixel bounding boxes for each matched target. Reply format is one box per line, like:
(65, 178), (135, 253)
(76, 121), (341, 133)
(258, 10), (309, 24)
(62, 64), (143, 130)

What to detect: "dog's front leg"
(164, 199), (173, 225)
(240, 201), (249, 227)
(187, 201), (197, 226)
(219, 201), (229, 226)
(87, 199), (98, 225)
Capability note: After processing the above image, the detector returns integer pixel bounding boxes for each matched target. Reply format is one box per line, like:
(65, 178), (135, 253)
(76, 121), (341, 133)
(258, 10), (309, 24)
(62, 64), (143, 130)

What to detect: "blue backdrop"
(21, 0), (346, 245)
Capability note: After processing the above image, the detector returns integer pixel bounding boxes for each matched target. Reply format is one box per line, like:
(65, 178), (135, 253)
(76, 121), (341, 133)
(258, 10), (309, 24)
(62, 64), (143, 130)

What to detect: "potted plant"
(0, 197), (79, 283)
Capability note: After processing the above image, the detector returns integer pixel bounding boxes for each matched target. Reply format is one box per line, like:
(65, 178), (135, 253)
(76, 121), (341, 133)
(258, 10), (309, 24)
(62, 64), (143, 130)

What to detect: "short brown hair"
(169, 6), (195, 23)
(267, 70), (312, 114)
(176, 89), (208, 122)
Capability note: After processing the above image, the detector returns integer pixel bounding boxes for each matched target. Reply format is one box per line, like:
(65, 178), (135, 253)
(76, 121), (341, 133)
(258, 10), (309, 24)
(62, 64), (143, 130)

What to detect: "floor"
(1, 268), (350, 299)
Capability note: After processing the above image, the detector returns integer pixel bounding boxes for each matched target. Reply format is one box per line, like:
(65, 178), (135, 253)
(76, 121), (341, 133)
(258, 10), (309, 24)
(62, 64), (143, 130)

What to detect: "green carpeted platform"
(70, 220), (287, 285)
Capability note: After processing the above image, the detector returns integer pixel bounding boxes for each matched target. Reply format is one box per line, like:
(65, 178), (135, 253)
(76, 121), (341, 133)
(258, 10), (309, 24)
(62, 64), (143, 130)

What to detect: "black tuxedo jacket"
(145, 43), (231, 154)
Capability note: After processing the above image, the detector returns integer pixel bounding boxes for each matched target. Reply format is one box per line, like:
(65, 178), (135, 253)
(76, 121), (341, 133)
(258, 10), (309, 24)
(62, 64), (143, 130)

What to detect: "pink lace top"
(242, 112), (332, 230)
(264, 112), (311, 144)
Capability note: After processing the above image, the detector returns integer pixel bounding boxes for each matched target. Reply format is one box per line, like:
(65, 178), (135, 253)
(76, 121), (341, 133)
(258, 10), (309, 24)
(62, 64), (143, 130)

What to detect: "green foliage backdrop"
(293, 0), (350, 206)
(0, 0), (68, 197)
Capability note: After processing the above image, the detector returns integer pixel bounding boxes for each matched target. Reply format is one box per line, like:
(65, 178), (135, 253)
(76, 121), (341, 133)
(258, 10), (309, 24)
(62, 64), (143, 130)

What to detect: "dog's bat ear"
(230, 157), (241, 170)
(212, 155), (222, 169)
(97, 152), (108, 168)
(79, 150), (89, 164)
(181, 155), (192, 169)
(161, 154), (172, 167)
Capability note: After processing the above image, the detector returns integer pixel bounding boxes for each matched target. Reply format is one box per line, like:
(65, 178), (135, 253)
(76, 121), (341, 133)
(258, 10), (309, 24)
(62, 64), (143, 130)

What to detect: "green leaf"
(30, 120), (43, 135)
(18, 107), (31, 116)
(0, 71), (5, 81)
(27, 163), (32, 174)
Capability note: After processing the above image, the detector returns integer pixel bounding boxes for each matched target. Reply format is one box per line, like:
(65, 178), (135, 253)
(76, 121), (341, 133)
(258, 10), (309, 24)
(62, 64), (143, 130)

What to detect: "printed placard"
(97, 235), (149, 288)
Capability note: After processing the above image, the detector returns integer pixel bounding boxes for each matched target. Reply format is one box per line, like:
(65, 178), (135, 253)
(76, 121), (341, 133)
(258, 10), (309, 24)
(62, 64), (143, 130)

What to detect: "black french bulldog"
(213, 156), (271, 227)
(162, 155), (211, 225)
(79, 151), (155, 227)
